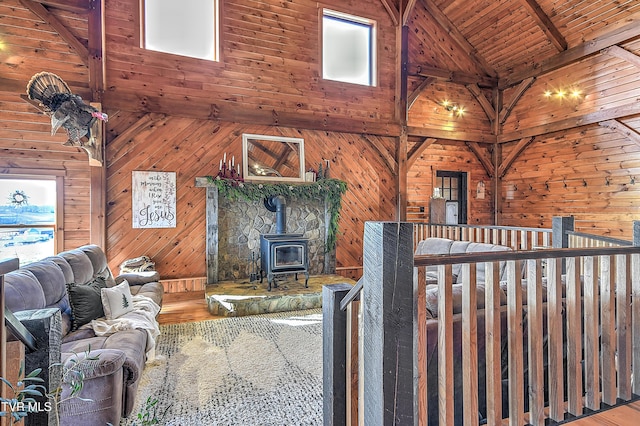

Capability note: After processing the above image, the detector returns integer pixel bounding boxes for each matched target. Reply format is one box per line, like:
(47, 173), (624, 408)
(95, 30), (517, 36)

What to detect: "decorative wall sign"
(132, 171), (176, 228)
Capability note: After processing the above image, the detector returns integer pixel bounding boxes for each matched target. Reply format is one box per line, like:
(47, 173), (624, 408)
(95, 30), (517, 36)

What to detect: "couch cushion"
(448, 241), (471, 278)
(80, 245), (116, 287)
(129, 281), (164, 307)
(449, 240), (471, 254)
(456, 242), (513, 284)
(4, 270), (46, 312)
(23, 260), (67, 307)
(425, 283), (507, 318)
(43, 256), (74, 284)
(67, 277), (107, 330)
(416, 237), (454, 255)
(60, 248), (95, 285)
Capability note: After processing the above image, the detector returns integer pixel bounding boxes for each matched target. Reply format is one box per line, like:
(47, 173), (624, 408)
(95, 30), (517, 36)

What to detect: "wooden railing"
(412, 222), (553, 251)
(324, 221), (640, 425)
(568, 230), (632, 248)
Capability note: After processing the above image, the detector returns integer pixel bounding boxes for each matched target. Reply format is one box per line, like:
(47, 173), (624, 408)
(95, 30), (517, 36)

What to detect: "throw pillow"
(67, 276), (107, 331)
(101, 280), (134, 320)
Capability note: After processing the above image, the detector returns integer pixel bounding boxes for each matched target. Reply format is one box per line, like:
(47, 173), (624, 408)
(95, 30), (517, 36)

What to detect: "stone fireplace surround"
(195, 177), (336, 283)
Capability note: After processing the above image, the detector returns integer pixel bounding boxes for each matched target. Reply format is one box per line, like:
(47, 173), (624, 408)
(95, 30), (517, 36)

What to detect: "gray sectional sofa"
(4, 244), (164, 426)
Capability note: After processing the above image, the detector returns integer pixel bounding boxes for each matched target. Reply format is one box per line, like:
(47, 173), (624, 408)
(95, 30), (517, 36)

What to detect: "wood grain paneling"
(407, 141), (493, 225)
(105, 115), (396, 279)
(2, 0), (640, 283)
(501, 121), (640, 236)
(102, 0), (398, 133)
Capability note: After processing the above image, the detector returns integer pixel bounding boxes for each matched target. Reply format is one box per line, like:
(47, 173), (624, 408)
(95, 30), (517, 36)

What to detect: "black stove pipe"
(265, 195), (287, 234)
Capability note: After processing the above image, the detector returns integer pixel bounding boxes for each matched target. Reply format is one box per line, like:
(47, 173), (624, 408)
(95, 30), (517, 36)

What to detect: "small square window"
(142, 0), (219, 61)
(322, 9), (376, 86)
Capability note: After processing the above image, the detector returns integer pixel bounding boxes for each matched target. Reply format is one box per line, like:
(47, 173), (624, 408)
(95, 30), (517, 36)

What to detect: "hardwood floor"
(564, 400), (640, 425)
(157, 291), (219, 325)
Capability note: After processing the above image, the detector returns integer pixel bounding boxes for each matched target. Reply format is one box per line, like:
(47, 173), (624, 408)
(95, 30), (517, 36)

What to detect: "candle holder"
(216, 153), (244, 182)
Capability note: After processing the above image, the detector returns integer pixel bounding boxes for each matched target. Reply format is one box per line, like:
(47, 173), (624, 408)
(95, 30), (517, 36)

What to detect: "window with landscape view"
(142, 0), (219, 61)
(0, 178), (58, 265)
(322, 9), (376, 86)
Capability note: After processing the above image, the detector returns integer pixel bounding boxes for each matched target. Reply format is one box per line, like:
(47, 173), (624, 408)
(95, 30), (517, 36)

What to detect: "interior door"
(435, 171), (467, 224)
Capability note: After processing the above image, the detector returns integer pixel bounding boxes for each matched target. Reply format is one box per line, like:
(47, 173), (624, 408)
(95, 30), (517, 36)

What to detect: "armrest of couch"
(115, 271), (160, 286)
(62, 348), (126, 381)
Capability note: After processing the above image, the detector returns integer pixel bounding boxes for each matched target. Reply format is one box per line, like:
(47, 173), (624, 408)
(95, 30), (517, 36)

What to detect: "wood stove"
(259, 195), (309, 291)
(260, 234), (309, 291)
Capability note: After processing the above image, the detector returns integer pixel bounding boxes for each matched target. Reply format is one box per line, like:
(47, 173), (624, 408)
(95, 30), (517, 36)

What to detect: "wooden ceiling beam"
(602, 45), (640, 69)
(420, 0), (497, 78)
(27, 0), (90, 14)
(104, 93), (403, 137)
(408, 77), (435, 110)
(499, 13), (640, 88)
(499, 77), (536, 124)
(466, 142), (494, 177)
(20, 0), (89, 67)
(498, 137), (534, 177)
(408, 64), (497, 88)
(407, 137), (437, 168)
(407, 126), (496, 143)
(402, 0), (419, 26)
(466, 84), (495, 122)
(519, 0), (567, 52)
(379, 0), (399, 26)
(87, 0), (105, 102)
(362, 134), (397, 174)
(499, 102), (640, 143)
(598, 120), (640, 147)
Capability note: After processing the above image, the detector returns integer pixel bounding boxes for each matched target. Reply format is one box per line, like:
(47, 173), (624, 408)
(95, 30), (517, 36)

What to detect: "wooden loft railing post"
(362, 222), (416, 425)
(0, 258), (20, 425)
(552, 216), (574, 248)
(633, 221), (640, 397)
(323, 283), (354, 426)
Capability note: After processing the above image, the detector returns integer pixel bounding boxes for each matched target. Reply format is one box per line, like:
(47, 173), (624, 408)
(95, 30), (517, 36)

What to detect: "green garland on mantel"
(206, 176), (348, 251)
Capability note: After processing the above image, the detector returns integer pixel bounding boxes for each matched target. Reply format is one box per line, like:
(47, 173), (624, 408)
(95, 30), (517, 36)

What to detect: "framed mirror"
(242, 134), (305, 182)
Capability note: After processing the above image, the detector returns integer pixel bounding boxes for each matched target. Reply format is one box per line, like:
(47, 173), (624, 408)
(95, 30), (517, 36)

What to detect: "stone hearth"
(206, 274), (354, 316)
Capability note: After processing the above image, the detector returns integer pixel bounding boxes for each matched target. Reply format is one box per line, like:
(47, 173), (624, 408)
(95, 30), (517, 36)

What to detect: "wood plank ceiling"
(388, 0), (640, 175)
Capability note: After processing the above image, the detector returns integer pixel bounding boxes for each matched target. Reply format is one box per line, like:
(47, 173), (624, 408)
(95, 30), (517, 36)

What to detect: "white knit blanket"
(90, 294), (162, 362)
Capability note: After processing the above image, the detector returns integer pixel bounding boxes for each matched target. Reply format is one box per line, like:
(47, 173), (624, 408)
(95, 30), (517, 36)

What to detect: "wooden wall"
(103, 0), (398, 134)
(3, 0), (640, 282)
(500, 118), (640, 237)
(105, 114), (396, 279)
(498, 37), (640, 237)
(407, 141), (493, 225)
(0, 1), (92, 252)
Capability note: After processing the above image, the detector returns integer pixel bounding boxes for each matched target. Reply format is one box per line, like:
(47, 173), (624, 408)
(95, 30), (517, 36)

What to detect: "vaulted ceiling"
(390, 0), (640, 87)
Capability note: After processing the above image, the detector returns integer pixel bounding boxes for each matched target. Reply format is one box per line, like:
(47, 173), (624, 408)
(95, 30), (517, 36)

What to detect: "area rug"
(121, 309), (323, 426)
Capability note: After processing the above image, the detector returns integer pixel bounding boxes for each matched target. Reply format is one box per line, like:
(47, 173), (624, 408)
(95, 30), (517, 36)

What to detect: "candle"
(232, 155), (235, 167)
(223, 152), (226, 162)
(238, 163), (241, 177)
(219, 159), (222, 170)
(228, 160), (231, 170)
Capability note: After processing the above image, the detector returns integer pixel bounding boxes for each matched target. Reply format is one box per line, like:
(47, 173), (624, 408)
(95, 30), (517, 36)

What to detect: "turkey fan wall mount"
(25, 71), (108, 166)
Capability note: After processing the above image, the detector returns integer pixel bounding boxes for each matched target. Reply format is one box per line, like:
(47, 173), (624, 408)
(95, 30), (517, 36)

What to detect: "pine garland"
(207, 177), (347, 251)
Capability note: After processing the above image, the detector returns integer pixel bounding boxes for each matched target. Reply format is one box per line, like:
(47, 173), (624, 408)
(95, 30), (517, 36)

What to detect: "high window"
(0, 177), (59, 266)
(142, 0), (219, 61)
(322, 9), (376, 86)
